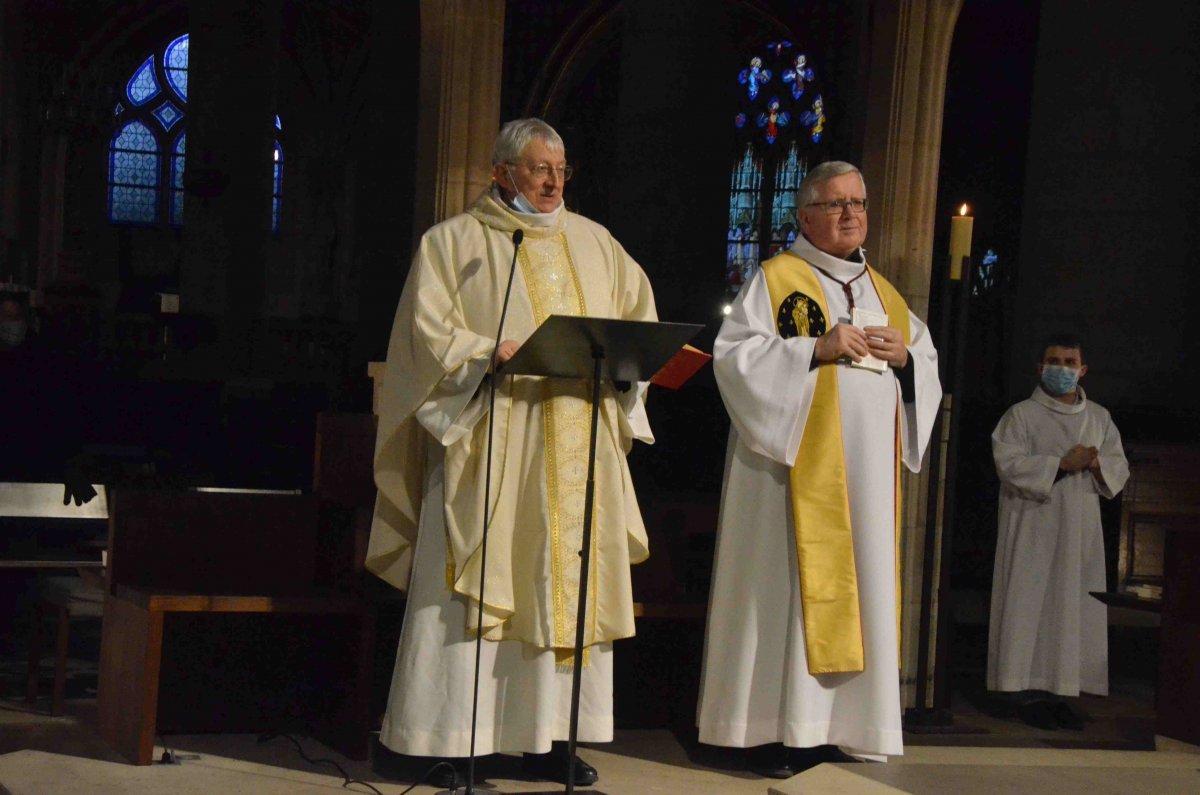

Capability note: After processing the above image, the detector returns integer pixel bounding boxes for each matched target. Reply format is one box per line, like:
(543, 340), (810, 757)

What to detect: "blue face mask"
(510, 190), (541, 215)
(1040, 365), (1080, 396)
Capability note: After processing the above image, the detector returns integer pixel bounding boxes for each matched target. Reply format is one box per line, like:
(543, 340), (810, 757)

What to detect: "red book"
(650, 344), (712, 390)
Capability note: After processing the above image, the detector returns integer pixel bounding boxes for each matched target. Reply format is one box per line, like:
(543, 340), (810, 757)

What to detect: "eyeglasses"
(508, 162), (574, 182)
(805, 198), (868, 215)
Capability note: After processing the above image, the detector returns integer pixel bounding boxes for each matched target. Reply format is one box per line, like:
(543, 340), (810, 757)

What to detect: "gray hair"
(797, 161), (866, 206)
(492, 118), (565, 165)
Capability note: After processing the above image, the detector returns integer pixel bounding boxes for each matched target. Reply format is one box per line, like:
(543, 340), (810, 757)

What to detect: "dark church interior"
(2, 0), (1199, 792)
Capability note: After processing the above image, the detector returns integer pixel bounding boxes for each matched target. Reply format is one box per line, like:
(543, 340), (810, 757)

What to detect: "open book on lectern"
(498, 315), (706, 387)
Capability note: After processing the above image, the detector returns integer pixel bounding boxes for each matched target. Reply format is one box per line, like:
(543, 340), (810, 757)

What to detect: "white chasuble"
(987, 386), (1128, 696)
(697, 236), (941, 758)
(368, 191), (657, 756)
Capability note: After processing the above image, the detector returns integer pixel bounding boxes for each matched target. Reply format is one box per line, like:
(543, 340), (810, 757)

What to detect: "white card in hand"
(850, 307), (889, 373)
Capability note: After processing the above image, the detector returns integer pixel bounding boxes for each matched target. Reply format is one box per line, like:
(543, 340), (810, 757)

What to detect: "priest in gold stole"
(366, 118), (657, 788)
(698, 162), (941, 777)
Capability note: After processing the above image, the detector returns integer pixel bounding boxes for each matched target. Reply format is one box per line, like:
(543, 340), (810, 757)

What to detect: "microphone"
(490, 228), (522, 375)
(466, 225), (523, 794)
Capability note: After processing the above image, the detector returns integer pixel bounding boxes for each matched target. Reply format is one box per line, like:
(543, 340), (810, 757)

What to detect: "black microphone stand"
(462, 227), (523, 795)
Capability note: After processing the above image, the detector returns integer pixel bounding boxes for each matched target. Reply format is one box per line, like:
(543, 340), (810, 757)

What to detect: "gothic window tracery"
(726, 41), (828, 291)
(108, 34), (283, 233)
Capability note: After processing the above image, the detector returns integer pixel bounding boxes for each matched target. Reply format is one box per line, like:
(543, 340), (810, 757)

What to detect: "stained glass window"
(974, 248), (998, 295)
(170, 134), (186, 227)
(109, 121), (161, 224)
(768, 142), (806, 257)
(725, 42), (828, 290)
(726, 144), (762, 290)
(110, 38), (184, 225)
(164, 34), (189, 101)
(153, 100), (183, 132)
(108, 33), (284, 233)
(272, 142), (283, 233)
(126, 57), (160, 106)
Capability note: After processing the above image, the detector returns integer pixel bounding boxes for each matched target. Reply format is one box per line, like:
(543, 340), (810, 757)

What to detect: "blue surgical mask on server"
(1040, 365), (1080, 396)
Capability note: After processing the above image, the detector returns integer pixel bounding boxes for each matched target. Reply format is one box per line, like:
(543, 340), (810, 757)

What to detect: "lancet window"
(725, 41), (827, 292)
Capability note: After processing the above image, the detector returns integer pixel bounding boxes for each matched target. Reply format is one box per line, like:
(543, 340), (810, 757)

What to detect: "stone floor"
(2, 587), (1191, 794)
(0, 683), (1194, 795)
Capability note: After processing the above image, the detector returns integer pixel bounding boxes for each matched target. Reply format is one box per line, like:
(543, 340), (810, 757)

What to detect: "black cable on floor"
(258, 732), (387, 795)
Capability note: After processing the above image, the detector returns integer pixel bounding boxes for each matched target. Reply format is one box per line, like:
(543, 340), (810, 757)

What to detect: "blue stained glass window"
(153, 100), (183, 131)
(109, 33), (280, 235)
(165, 34), (189, 101)
(272, 142), (283, 233)
(109, 121), (161, 223)
(768, 142), (806, 256)
(726, 144), (763, 290)
(126, 57), (160, 106)
(974, 248), (998, 295)
(170, 134), (186, 227)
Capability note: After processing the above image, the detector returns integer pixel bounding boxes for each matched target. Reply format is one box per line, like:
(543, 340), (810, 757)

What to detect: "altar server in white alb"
(365, 118), (657, 789)
(987, 334), (1128, 730)
(698, 161), (941, 778)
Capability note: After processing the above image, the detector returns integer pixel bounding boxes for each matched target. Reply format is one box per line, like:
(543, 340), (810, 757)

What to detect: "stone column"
(180, 0), (283, 322)
(860, 0), (962, 319)
(857, 0), (964, 709)
(411, 0), (505, 237)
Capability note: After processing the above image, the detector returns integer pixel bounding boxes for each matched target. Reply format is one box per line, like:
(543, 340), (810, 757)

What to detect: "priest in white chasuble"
(698, 161), (941, 777)
(987, 334), (1128, 730)
(365, 118), (657, 788)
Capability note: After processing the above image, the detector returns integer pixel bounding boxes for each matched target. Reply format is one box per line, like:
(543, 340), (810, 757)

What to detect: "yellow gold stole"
(517, 232), (597, 664)
(762, 251), (911, 674)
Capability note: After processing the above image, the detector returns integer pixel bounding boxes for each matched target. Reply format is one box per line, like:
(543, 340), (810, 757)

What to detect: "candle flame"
(959, 203), (969, 216)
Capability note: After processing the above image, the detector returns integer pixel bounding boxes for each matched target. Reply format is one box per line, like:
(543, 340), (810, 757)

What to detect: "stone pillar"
(180, 0), (283, 323)
(411, 0), (505, 236)
(857, 0), (964, 709)
(860, 0), (962, 320)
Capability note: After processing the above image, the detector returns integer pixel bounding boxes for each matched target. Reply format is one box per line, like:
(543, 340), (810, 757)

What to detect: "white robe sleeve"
(414, 357), (490, 447)
(992, 406), (1061, 502)
(1090, 409), (1129, 500)
(712, 270), (818, 467)
(899, 310), (942, 472)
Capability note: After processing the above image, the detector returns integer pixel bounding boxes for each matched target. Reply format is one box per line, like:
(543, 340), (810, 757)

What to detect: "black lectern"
(498, 315), (702, 794)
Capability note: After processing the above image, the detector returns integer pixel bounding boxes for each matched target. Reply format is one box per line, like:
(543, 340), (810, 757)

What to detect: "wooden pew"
(97, 488), (373, 765)
(1118, 445), (1200, 746)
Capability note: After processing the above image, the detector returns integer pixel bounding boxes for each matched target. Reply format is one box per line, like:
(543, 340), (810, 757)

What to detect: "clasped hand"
(813, 323), (908, 368)
(1061, 444), (1100, 473)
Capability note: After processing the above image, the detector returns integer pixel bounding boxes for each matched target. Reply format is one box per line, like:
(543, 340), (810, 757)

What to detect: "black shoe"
(817, 745), (863, 764)
(785, 744), (861, 773)
(1018, 699), (1059, 730)
(1051, 701), (1085, 730)
(522, 742), (599, 786)
(746, 743), (794, 779)
(424, 759), (465, 790)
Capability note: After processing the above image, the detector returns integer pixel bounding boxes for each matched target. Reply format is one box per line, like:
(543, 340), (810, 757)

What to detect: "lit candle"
(948, 203), (974, 280)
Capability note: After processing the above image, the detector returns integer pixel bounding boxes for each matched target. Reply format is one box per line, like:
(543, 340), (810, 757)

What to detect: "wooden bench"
(1107, 444), (1200, 746)
(97, 488), (373, 765)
